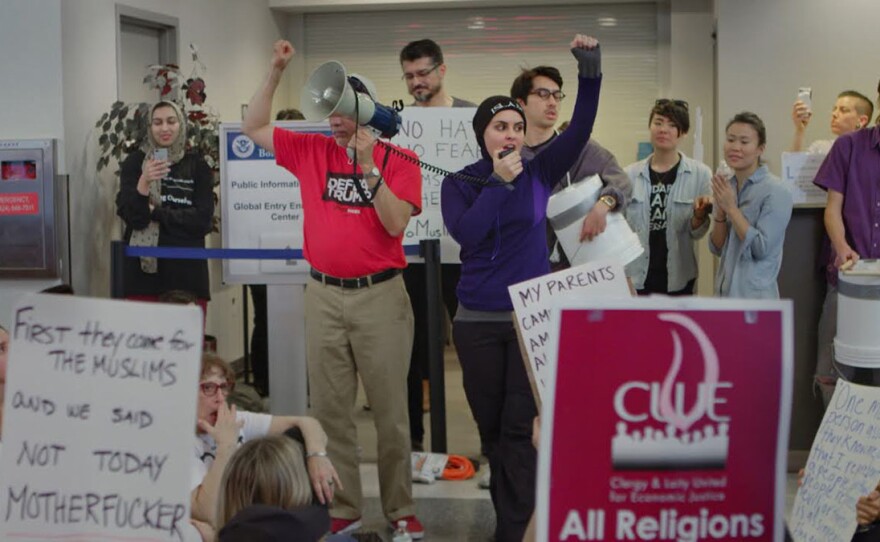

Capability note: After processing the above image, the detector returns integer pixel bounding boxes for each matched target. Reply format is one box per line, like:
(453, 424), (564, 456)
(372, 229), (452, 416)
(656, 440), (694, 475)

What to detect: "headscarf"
(472, 96), (526, 160)
(130, 101), (188, 273)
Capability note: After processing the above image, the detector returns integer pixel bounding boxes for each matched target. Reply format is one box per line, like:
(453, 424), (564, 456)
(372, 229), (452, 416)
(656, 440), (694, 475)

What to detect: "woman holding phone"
(440, 34), (602, 542)
(709, 112), (793, 299)
(116, 100), (214, 312)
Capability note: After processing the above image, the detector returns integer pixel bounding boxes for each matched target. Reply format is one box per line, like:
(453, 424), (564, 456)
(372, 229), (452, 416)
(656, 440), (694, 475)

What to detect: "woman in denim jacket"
(709, 112), (793, 299)
(623, 100), (713, 295)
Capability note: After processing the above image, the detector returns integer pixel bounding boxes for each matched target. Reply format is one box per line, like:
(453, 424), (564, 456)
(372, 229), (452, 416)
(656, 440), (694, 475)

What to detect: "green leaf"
(109, 133), (118, 145)
(103, 121), (111, 131)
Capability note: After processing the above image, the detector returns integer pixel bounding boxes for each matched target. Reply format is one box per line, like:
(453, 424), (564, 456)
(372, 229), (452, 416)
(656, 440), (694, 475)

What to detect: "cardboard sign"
(537, 298), (793, 542)
(508, 260), (630, 405)
(790, 380), (880, 541)
(390, 107), (477, 264)
(781, 152), (827, 206)
(0, 294), (202, 541)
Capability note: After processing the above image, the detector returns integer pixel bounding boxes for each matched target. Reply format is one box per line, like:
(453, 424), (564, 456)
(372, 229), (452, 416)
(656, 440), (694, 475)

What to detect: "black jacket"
(116, 150), (214, 299)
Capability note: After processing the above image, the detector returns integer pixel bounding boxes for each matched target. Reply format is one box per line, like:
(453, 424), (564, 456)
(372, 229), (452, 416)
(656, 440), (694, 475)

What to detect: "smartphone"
(797, 87), (812, 117)
(153, 148), (168, 161)
(498, 148), (514, 159)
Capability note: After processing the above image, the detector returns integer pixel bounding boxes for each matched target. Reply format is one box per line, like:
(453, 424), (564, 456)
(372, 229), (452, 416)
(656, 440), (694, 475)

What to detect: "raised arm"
(533, 35), (602, 187)
(242, 40), (295, 154)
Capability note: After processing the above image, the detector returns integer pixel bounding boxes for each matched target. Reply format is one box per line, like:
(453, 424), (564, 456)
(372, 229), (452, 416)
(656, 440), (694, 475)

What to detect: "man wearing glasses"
(398, 39), (475, 455)
(511, 65), (631, 271)
(399, 39), (475, 108)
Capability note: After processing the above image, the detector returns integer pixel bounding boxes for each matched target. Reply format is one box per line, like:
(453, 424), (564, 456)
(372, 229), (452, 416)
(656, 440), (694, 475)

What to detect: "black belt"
(310, 268), (400, 289)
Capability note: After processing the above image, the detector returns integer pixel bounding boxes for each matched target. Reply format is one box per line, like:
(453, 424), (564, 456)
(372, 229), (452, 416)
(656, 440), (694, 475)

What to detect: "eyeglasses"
(529, 88), (566, 101)
(402, 64), (440, 81)
(200, 381), (235, 397)
(655, 99), (689, 110)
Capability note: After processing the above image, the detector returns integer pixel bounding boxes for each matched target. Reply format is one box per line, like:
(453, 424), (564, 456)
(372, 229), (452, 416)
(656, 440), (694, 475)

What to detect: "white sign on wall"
(781, 151), (828, 206)
(0, 294), (202, 541)
(508, 259), (630, 405)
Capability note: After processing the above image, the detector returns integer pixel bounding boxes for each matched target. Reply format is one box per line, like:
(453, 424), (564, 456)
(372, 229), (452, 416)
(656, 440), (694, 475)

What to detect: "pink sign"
(537, 300), (792, 542)
(0, 193), (39, 215)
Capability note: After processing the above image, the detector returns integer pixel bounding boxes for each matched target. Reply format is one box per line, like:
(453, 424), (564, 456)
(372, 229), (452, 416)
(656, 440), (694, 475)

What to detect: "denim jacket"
(709, 165), (793, 299)
(623, 153), (712, 291)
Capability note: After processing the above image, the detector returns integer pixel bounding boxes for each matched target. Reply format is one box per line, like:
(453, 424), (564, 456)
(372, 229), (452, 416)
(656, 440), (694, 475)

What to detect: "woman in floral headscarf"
(116, 100), (214, 313)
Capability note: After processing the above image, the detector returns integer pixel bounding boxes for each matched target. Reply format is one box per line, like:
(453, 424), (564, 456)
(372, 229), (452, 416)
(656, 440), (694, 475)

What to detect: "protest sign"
(507, 259), (630, 405)
(791, 380), (880, 541)
(390, 106), (477, 263)
(536, 298), (793, 542)
(0, 294), (202, 541)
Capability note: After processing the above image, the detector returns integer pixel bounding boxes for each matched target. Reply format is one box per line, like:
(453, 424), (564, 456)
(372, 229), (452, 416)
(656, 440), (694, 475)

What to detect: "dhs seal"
(231, 135), (255, 159)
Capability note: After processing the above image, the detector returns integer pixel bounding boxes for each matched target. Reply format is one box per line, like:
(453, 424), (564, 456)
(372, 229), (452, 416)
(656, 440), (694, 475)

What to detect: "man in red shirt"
(243, 40), (424, 538)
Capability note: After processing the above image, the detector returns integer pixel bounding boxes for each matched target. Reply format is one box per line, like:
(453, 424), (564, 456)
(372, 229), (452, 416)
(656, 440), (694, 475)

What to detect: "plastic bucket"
(835, 269), (880, 367)
(547, 175), (644, 267)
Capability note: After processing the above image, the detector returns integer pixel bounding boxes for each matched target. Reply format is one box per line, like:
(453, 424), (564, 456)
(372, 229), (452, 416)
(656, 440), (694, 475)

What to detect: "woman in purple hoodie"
(440, 34), (602, 542)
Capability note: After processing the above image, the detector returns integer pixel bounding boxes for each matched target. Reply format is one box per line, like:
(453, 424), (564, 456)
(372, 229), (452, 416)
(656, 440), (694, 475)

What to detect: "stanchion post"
(110, 240), (126, 299)
(242, 285), (252, 384)
(422, 238), (447, 453)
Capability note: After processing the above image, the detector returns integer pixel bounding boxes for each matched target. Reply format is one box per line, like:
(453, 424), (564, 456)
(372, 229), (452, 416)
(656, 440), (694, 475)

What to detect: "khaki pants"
(304, 273), (415, 521)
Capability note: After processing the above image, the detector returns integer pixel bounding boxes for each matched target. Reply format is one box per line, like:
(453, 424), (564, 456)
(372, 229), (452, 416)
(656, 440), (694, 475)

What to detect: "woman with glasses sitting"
(623, 99), (714, 295)
(191, 353), (341, 527)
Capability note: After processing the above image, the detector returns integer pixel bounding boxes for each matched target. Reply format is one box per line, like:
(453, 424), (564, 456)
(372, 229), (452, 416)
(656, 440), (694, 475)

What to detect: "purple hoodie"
(441, 76), (602, 311)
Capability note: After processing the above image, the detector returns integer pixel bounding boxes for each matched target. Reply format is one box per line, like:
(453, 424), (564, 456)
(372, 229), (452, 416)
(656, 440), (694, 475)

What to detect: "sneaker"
(389, 516), (424, 540)
(478, 469), (491, 489)
(331, 517), (362, 535)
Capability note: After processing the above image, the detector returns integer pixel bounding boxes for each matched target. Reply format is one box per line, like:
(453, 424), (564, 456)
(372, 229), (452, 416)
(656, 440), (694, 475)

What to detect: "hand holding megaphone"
(349, 127), (378, 168)
(272, 40), (295, 71)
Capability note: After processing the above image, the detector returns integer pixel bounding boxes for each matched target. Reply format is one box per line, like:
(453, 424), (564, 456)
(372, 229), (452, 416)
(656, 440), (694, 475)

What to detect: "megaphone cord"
(376, 140), (505, 189)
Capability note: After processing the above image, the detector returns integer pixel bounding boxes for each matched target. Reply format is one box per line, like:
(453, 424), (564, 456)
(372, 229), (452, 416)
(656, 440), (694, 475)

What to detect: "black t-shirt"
(643, 160), (680, 294)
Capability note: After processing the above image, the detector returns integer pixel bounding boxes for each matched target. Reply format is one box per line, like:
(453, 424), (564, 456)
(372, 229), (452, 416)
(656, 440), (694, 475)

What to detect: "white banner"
(0, 294), (202, 541)
(389, 107), (477, 263)
(508, 259), (630, 404)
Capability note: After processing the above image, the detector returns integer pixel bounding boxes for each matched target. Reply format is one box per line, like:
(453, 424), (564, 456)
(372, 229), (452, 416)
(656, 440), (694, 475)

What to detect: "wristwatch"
(599, 195), (617, 209)
(365, 166), (381, 179)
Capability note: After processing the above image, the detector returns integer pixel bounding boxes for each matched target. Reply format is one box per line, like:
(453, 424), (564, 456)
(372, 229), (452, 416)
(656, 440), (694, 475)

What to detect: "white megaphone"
(300, 61), (401, 138)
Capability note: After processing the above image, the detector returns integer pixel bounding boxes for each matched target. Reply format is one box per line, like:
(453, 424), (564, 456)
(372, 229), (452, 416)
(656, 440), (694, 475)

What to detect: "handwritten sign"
(0, 294), (202, 541)
(781, 152), (828, 206)
(791, 380), (880, 541)
(391, 107), (477, 264)
(507, 259), (630, 404)
(536, 298), (793, 542)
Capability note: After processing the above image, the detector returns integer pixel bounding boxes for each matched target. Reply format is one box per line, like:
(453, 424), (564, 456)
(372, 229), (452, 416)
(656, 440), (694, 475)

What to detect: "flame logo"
(657, 313), (720, 431)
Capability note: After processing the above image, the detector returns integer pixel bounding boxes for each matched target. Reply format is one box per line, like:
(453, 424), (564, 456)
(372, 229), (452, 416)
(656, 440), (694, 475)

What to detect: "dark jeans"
(403, 263), (460, 445)
(248, 284), (269, 393)
(453, 319), (537, 542)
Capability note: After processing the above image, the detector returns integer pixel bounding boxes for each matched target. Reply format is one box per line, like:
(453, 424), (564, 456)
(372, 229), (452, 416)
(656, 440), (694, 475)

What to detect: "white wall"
(0, 0), (66, 298)
(716, 0), (879, 175)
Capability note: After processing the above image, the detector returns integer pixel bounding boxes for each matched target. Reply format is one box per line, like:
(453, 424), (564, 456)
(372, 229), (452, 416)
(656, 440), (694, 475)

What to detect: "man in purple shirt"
(812, 84), (880, 401)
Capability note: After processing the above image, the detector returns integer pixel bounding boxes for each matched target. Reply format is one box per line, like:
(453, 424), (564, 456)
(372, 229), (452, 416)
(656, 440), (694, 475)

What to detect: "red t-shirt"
(273, 128), (422, 277)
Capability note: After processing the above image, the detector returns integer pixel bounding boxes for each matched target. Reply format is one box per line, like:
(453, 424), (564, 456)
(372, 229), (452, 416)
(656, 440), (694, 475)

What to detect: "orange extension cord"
(442, 455), (476, 481)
